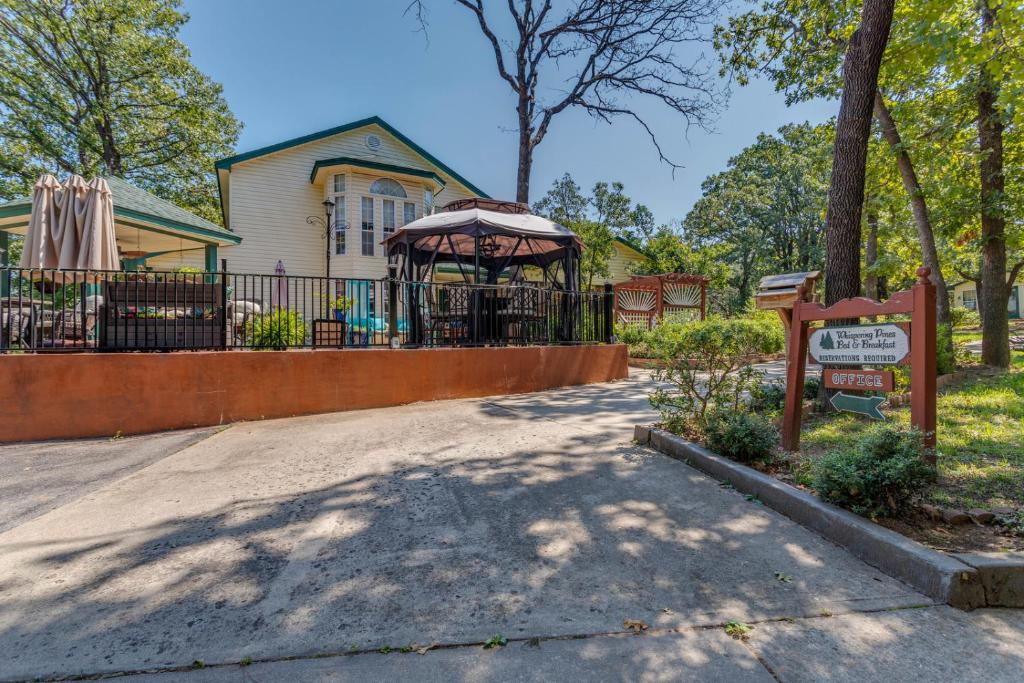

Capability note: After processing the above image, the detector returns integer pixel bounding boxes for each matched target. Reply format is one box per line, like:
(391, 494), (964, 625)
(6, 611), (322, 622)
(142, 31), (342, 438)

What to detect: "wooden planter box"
(101, 280), (225, 350)
(313, 319), (347, 348)
(102, 320), (224, 349)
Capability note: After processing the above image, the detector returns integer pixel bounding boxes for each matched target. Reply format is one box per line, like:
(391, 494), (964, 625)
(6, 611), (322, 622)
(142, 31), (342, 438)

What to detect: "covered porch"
(0, 175), (240, 277)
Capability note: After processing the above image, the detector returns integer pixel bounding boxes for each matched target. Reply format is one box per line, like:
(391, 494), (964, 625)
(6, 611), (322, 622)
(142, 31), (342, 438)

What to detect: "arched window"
(369, 178), (407, 198)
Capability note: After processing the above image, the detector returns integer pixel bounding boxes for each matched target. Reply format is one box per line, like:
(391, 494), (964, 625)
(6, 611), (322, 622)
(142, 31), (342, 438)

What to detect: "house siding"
(221, 124), (479, 277)
(952, 280), (1022, 319)
(592, 241), (646, 287)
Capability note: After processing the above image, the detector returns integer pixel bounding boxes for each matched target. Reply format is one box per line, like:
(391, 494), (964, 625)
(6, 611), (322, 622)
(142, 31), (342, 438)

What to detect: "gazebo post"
(473, 236), (481, 284)
(404, 246), (422, 345)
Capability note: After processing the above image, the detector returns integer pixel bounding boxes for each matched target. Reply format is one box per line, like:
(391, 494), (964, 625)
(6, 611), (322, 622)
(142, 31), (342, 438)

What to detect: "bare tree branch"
(407, 0), (723, 201)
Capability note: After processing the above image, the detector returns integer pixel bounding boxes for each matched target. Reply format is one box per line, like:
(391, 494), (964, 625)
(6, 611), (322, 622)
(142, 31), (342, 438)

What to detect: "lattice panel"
(664, 284), (701, 307)
(618, 311), (655, 327)
(617, 289), (657, 312)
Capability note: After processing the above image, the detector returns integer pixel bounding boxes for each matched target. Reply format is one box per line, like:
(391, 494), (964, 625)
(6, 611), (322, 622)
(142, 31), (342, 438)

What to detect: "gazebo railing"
(0, 268), (614, 352)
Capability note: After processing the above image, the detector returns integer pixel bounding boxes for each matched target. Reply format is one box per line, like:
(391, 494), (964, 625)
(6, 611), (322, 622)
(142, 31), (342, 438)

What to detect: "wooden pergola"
(612, 273), (708, 328)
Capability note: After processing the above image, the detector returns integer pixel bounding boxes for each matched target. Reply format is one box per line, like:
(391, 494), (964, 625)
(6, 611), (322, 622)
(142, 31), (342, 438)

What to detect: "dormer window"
(369, 178), (407, 198)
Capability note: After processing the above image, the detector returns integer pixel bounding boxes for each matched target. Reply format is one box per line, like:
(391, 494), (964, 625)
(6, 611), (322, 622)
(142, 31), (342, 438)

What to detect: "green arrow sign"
(830, 392), (887, 420)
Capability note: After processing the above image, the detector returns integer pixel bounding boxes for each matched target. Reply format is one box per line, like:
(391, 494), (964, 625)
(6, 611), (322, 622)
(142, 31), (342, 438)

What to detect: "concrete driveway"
(1, 369), (1021, 682)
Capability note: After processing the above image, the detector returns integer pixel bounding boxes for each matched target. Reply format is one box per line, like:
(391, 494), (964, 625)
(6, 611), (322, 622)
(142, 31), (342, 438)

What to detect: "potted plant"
(331, 295), (351, 322)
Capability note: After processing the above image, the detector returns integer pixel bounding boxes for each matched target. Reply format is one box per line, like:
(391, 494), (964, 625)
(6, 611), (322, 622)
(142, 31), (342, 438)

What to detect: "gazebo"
(384, 198), (581, 289)
(383, 199), (585, 345)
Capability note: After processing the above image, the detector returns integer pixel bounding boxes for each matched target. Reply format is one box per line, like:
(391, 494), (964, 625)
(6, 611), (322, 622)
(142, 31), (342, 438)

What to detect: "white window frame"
(361, 196), (375, 256)
(382, 198), (396, 237)
(333, 195), (346, 255)
(962, 289), (977, 311)
(403, 201), (416, 226)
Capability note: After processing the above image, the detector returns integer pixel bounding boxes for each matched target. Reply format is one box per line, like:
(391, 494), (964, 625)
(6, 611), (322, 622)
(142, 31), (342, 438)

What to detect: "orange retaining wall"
(0, 345), (628, 443)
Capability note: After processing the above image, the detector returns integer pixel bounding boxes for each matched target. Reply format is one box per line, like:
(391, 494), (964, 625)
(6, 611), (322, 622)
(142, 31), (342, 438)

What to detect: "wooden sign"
(781, 267), (937, 461)
(829, 392), (887, 420)
(809, 323), (910, 366)
(823, 369), (895, 392)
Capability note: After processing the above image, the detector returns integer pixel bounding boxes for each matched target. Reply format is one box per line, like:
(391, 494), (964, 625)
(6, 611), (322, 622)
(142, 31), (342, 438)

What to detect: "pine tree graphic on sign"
(820, 331), (835, 350)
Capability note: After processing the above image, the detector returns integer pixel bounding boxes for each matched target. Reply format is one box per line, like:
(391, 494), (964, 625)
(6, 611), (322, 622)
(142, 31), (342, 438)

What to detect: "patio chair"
(37, 306), (96, 349)
(506, 286), (546, 344)
(1, 300), (37, 349)
(1011, 335), (1024, 351)
(420, 284), (469, 346)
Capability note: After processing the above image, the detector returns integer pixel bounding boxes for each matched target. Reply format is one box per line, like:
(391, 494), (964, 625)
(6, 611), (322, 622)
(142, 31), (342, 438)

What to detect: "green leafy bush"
(615, 322), (654, 357)
(648, 316), (784, 429)
(245, 309), (308, 349)
(949, 306), (981, 329)
(803, 376), (821, 401)
(812, 426), (935, 517)
(936, 324), (957, 375)
(750, 380), (786, 413)
(704, 408), (779, 465)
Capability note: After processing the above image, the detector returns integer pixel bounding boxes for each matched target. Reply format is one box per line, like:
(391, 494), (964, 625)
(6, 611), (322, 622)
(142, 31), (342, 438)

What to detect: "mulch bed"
(876, 514), (1023, 554)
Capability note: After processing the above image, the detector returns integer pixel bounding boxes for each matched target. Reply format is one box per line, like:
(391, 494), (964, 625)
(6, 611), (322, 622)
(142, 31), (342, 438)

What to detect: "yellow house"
(950, 278), (1022, 320)
(591, 237), (648, 288)
(182, 116), (487, 277)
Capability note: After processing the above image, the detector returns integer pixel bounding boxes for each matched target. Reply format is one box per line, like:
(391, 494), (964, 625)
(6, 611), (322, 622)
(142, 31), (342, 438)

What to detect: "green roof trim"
(615, 236), (649, 258)
(309, 157), (446, 189)
(215, 116), (490, 198)
(0, 198), (30, 219)
(0, 176), (240, 245)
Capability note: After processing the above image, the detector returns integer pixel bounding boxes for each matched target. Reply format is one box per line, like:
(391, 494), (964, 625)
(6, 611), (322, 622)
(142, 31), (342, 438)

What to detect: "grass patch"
(952, 329), (983, 344)
(801, 352), (1024, 511)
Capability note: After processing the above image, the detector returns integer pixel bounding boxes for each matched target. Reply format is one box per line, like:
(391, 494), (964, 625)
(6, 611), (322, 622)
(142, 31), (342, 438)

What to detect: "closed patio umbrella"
(76, 177), (119, 271)
(19, 175), (62, 269)
(271, 260), (288, 309)
(55, 174), (90, 270)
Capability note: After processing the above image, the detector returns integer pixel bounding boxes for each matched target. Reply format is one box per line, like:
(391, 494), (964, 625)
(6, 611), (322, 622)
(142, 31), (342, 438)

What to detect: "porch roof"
(0, 176), (240, 246)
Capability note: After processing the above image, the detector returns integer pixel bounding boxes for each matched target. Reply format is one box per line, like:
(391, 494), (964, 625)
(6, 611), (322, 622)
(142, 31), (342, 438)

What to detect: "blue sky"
(180, 0), (836, 226)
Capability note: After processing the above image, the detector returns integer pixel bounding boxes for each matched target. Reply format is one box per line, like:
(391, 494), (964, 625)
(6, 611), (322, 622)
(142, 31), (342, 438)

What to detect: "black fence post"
(220, 269), (228, 350)
(603, 283), (614, 343)
(387, 264), (398, 344)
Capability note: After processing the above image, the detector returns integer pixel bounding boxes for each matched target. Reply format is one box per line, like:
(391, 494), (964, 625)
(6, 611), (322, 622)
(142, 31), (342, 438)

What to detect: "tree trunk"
(516, 108), (533, 204)
(823, 0), (894, 306)
(975, 268), (985, 319)
(865, 209), (879, 300)
(978, 1), (1009, 368)
(873, 92), (951, 326)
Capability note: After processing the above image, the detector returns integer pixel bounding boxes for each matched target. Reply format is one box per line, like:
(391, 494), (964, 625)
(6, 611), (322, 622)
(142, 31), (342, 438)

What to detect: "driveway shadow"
(0, 388), (930, 681)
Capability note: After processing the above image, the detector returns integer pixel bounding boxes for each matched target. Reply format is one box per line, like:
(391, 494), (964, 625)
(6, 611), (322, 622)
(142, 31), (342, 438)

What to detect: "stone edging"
(635, 425), (1024, 609)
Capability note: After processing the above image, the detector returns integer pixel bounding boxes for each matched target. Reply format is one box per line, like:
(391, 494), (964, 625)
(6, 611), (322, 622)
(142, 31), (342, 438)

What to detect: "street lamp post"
(306, 198), (335, 278)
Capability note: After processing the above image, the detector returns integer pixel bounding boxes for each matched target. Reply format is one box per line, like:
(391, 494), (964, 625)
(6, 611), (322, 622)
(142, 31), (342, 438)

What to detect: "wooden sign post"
(782, 267), (936, 462)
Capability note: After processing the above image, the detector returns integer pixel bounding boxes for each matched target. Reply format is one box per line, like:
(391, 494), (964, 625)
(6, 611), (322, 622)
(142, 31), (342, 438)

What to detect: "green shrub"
(704, 408), (779, 465)
(936, 324), (957, 375)
(811, 426), (936, 518)
(246, 309), (308, 349)
(648, 316), (784, 428)
(803, 376), (821, 401)
(949, 306), (981, 329)
(750, 380), (786, 413)
(614, 322), (647, 345)
(615, 323), (655, 357)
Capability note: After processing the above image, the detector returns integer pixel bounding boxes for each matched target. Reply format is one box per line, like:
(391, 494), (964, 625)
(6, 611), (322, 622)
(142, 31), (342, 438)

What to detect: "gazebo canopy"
(384, 199), (581, 286)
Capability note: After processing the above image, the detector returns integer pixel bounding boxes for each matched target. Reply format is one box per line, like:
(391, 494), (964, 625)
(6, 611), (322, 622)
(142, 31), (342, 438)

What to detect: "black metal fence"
(0, 268), (614, 352)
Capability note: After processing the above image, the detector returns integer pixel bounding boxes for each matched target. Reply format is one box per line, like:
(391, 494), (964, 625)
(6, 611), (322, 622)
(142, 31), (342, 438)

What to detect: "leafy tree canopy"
(0, 0), (240, 223)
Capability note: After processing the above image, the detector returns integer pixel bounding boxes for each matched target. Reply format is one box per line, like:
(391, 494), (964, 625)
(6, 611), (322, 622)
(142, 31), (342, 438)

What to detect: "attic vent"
(365, 134), (382, 151)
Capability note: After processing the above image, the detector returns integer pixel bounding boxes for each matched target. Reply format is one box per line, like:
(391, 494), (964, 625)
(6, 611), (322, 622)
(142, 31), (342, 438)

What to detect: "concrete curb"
(635, 425), (988, 609)
(952, 552), (1024, 607)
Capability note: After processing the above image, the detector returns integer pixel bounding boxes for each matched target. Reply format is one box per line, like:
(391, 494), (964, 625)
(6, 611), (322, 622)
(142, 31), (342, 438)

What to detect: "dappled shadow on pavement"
(0, 381), (974, 681)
